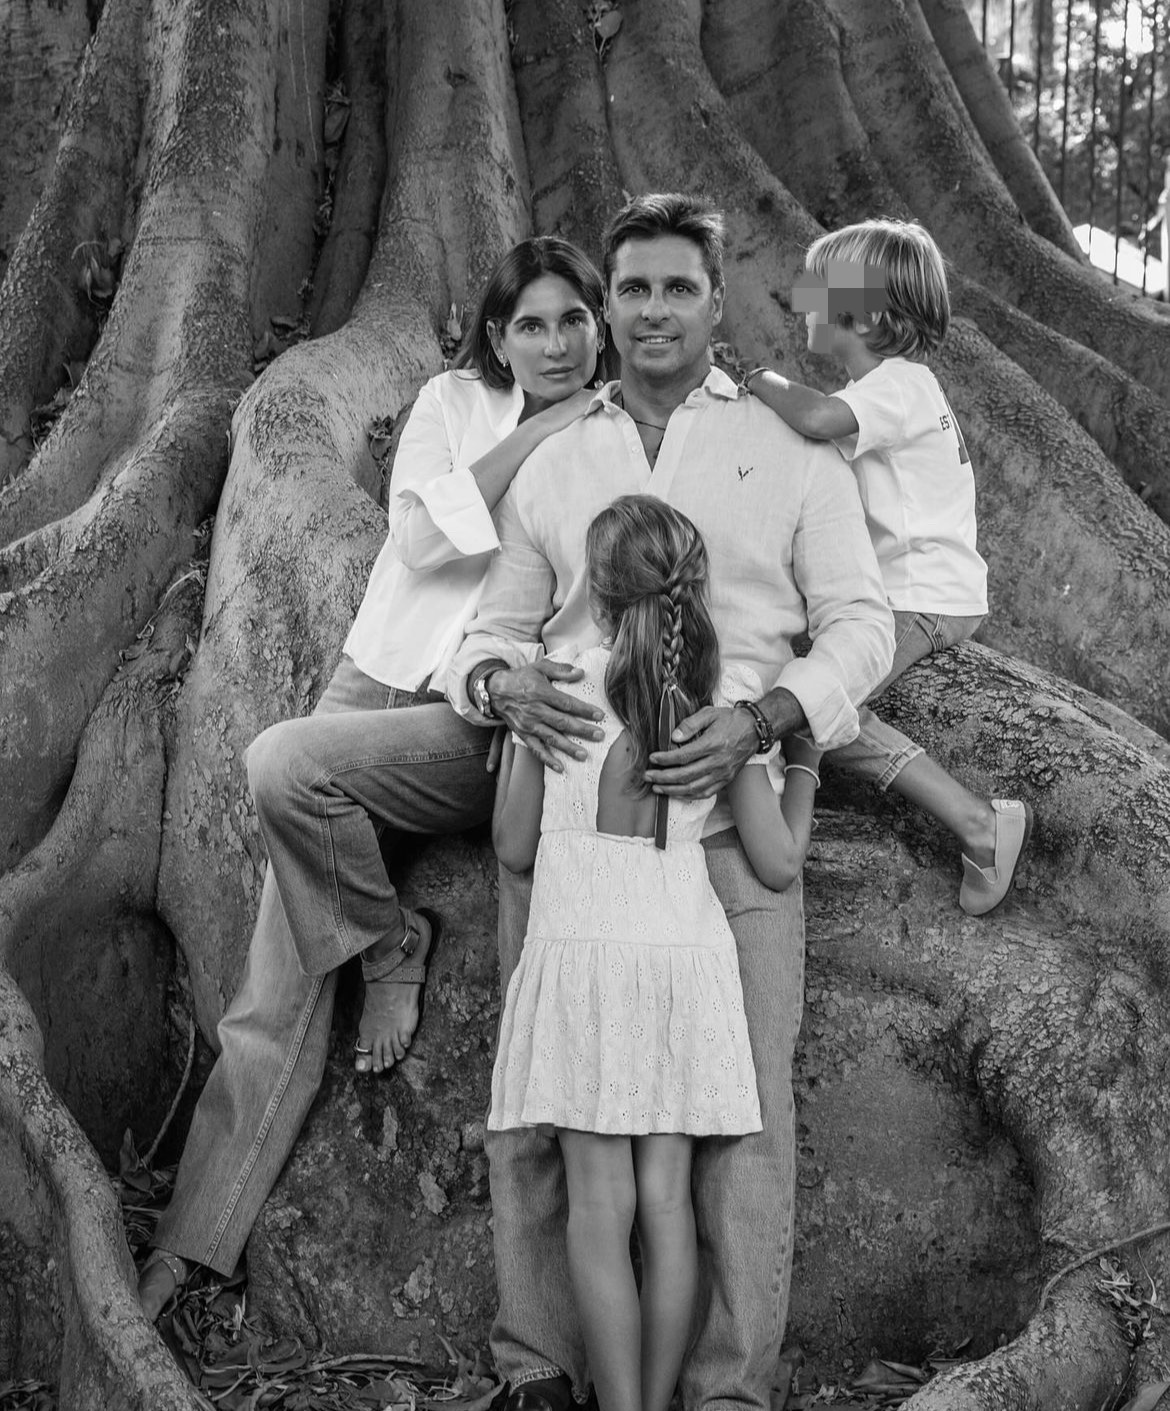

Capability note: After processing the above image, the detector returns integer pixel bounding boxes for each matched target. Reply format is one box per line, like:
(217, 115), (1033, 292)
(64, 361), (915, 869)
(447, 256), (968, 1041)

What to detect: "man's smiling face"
(605, 234), (724, 387)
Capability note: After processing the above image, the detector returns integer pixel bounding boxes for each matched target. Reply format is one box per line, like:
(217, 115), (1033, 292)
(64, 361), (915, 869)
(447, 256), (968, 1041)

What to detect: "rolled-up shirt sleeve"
(777, 446), (894, 749)
(447, 477), (556, 722)
(387, 380), (500, 571)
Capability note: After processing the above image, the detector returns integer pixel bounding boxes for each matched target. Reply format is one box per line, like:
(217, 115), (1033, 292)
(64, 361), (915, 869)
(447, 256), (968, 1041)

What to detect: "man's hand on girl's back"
(644, 706), (759, 798)
(490, 659), (605, 772)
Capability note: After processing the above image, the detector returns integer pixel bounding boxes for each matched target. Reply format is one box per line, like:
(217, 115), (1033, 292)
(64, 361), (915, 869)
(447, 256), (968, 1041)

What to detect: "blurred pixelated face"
(792, 257), (888, 355)
(606, 235), (724, 385)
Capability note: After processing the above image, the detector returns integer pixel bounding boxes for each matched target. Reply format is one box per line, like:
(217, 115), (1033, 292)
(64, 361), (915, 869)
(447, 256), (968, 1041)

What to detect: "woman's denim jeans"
(488, 831), (806, 1411)
(831, 611), (985, 788)
(153, 656), (495, 1274)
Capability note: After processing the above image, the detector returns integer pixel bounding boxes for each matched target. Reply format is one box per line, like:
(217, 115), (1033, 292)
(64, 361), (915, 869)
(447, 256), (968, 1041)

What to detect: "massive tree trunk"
(3, 0), (1170, 1407)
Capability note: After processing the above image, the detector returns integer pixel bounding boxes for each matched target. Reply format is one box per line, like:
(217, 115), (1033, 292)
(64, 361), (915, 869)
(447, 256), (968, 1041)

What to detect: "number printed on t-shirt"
(940, 392), (970, 464)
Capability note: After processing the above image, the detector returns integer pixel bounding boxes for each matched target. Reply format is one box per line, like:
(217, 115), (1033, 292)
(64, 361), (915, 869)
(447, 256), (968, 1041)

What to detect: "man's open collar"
(704, 365), (740, 400)
(588, 365), (739, 414)
(585, 380), (623, 414)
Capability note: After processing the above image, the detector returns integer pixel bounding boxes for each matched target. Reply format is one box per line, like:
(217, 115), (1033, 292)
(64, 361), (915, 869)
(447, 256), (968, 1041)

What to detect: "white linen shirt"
(343, 370), (526, 692)
(831, 357), (988, 616)
(450, 368), (894, 763)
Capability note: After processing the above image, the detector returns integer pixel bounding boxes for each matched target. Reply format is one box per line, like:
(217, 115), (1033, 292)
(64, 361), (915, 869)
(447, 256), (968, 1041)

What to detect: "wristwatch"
(467, 657), (509, 720)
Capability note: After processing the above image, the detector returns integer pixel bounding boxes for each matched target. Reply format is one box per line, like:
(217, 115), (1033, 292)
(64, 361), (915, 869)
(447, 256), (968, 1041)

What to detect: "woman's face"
(490, 273), (601, 404)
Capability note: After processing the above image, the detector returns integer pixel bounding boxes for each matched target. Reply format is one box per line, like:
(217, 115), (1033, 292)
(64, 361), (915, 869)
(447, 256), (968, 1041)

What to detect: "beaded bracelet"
(734, 698), (775, 754)
(784, 762), (822, 789)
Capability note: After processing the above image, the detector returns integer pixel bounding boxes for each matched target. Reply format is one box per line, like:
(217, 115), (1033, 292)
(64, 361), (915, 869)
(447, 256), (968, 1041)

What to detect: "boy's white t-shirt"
(831, 357), (988, 616)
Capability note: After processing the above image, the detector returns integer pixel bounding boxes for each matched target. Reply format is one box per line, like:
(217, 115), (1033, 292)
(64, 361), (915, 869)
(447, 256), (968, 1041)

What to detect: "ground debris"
(0, 1380), (56, 1411)
(74, 236), (123, 307)
(1095, 1254), (1167, 1347)
(158, 1291), (500, 1411)
(585, 1), (622, 59)
(114, 1148), (500, 1411)
(115, 1151), (968, 1411)
(778, 1341), (972, 1409)
(253, 312), (312, 374)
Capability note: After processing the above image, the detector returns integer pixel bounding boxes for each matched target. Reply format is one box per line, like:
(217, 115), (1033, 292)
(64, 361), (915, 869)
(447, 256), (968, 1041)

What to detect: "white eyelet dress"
(488, 645), (763, 1137)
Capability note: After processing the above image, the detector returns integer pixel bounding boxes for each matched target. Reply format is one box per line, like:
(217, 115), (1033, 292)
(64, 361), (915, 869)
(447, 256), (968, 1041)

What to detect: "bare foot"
(137, 1249), (189, 1321)
(354, 908), (437, 1076)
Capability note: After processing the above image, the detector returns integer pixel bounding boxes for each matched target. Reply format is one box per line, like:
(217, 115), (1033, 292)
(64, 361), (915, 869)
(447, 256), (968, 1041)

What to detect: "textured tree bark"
(818, 0), (1170, 400)
(915, 0), (1084, 261)
(156, 0), (529, 1033)
(2, 0), (1170, 1406)
(702, 1), (1170, 526)
(0, 0), (93, 274)
(0, 0), (143, 485)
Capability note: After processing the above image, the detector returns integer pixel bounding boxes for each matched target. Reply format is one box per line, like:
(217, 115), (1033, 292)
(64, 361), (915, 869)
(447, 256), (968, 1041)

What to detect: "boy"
(745, 218), (1030, 915)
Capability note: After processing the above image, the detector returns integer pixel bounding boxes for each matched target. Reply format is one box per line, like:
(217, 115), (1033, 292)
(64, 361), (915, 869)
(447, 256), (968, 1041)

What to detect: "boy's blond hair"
(806, 219), (950, 358)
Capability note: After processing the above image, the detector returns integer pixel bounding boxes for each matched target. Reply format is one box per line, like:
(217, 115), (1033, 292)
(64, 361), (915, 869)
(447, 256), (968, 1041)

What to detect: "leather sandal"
(354, 907), (441, 1074)
(137, 1248), (190, 1321)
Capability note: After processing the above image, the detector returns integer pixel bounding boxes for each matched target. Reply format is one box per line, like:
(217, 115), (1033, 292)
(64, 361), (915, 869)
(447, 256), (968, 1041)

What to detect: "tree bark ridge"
(158, 0), (536, 1028)
(0, 0), (147, 486)
(916, 0), (1085, 260)
(822, 0), (1170, 400)
(4, 2), (1170, 1404)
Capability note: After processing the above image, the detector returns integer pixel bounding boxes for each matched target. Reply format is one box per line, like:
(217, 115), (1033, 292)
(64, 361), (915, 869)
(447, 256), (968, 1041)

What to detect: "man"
(449, 194), (894, 1411)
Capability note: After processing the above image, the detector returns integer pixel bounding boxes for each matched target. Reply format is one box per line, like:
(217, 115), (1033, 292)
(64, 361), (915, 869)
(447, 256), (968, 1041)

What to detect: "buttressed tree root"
(3, 1), (1170, 1406)
(701, 0), (1170, 523)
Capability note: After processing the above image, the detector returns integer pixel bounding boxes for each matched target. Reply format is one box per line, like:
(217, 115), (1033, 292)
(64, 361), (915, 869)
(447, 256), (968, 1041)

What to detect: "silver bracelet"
(784, 762), (821, 789)
(740, 365), (770, 392)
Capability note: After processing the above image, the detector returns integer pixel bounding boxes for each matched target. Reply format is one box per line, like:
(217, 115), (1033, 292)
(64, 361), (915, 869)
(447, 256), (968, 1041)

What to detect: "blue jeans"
(488, 831), (805, 1411)
(153, 656), (495, 1274)
(831, 611), (985, 789)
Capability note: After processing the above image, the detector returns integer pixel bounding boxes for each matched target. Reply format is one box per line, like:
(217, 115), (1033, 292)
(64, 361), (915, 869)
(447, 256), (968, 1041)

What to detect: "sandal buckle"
(399, 916), (420, 958)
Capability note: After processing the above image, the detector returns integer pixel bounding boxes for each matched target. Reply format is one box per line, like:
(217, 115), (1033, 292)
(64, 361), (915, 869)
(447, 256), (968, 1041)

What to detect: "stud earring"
(497, 349), (509, 368)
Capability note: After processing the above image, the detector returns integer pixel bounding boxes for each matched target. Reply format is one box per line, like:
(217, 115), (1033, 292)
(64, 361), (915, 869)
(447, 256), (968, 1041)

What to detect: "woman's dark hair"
(586, 495), (720, 786)
(453, 237), (607, 390)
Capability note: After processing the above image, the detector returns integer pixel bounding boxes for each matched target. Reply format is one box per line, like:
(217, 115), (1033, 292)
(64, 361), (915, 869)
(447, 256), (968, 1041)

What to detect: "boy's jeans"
(832, 611), (985, 788)
(153, 656), (495, 1274)
(488, 831), (805, 1411)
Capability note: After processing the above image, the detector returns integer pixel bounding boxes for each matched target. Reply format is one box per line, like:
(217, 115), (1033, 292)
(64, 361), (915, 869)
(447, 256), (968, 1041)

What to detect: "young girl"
(745, 217), (1031, 916)
(488, 495), (822, 1411)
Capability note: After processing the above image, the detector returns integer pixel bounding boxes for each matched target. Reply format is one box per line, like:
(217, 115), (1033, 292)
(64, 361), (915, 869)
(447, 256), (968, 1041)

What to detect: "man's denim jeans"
(832, 611), (985, 789)
(488, 831), (805, 1411)
(153, 656), (495, 1274)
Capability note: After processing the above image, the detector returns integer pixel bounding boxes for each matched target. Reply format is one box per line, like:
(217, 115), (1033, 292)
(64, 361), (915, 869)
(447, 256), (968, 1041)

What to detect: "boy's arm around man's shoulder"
(749, 368), (859, 442)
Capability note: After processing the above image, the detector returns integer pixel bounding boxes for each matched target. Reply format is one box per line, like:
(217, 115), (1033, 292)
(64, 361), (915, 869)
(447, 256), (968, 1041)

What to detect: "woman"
(137, 237), (607, 1319)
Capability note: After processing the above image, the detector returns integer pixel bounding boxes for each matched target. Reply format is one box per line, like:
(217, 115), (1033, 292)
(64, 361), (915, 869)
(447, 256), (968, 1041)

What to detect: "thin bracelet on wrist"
(734, 698), (775, 754)
(784, 762), (821, 788)
(740, 366), (770, 393)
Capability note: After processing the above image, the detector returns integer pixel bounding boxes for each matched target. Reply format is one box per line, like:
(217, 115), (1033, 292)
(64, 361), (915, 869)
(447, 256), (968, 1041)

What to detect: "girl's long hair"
(586, 496), (720, 786)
